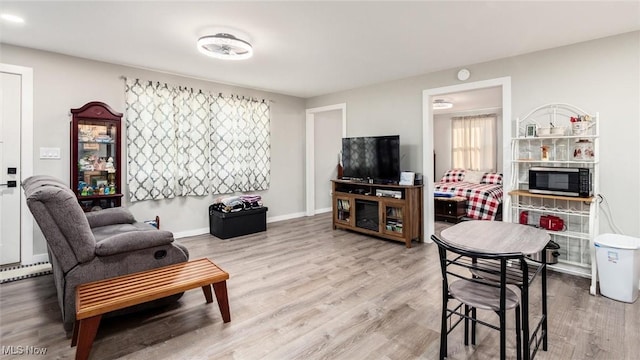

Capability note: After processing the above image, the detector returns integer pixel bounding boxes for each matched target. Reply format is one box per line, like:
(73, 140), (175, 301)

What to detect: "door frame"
(422, 77), (512, 241)
(1, 63), (35, 264)
(305, 103), (347, 216)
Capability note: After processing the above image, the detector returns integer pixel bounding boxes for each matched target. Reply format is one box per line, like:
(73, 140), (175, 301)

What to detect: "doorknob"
(0, 181), (17, 188)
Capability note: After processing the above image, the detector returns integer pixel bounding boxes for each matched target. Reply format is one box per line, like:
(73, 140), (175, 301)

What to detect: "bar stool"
(431, 234), (523, 360)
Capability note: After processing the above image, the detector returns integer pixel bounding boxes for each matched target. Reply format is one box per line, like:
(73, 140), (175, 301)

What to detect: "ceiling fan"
(197, 33), (253, 60)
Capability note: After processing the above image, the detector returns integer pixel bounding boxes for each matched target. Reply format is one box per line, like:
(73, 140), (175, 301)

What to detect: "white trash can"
(594, 233), (640, 303)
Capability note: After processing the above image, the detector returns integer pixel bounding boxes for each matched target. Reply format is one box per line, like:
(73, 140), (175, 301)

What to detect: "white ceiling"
(433, 86), (502, 115)
(1, 1), (638, 98)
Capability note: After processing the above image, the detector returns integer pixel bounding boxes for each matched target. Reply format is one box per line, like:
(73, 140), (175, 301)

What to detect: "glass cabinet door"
(383, 203), (405, 237)
(77, 121), (117, 194)
(71, 102), (123, 211)
(334, 196), (353, 226)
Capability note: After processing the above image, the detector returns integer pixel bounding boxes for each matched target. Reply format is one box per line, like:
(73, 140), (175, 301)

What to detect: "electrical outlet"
(39, 147), (61, 159)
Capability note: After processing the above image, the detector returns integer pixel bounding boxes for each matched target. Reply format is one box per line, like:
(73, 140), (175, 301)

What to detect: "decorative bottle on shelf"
(556, 144), (567, 162)
(337, 151), (343, 179)
(541, 145), (550, 161)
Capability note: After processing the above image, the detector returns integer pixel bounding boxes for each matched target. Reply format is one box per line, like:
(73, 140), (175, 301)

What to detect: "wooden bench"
(71, 258), (230, 360)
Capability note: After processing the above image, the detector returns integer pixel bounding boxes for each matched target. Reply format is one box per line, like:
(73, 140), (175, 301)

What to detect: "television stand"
(331, 180), (423, 248)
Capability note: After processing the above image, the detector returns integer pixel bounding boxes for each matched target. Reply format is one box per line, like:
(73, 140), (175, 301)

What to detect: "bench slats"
(76, 258), (228, 320)
(78, 262), (220, 301)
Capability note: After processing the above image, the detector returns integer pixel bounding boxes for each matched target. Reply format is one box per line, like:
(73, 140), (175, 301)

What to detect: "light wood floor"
(1, 213), (638, 359)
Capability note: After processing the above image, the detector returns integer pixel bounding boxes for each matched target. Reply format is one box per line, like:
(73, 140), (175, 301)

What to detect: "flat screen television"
(341, 135), (400, 183)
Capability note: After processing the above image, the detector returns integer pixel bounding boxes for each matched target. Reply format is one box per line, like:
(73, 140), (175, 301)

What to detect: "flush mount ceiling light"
(197, 33), (253, 60)
(433, 99), (453, 110)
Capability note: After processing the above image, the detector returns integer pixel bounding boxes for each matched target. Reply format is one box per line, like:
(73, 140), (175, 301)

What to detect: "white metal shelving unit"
(507, 103), (599, 295)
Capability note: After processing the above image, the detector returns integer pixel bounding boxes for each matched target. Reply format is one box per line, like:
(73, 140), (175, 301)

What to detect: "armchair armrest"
(95, 230), (174, 256)
(85, 207), (136, 228)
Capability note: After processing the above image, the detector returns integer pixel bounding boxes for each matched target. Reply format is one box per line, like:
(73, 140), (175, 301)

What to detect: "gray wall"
(306, 31), (640, 237)
(433, 114), (452, 179)
(1, 44), (306, 254)
(5, 30), (639, 257)
(313, 110), (342, 211)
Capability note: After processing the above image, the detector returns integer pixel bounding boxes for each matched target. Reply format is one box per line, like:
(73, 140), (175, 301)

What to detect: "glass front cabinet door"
(334, 196), (353, 227)
(383, 202), (405, 238)
(71, 102), (123, 211)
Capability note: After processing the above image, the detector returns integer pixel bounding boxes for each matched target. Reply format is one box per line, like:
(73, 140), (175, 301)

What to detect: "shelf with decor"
(71, 102), (123, 212)
(507, 103), (599, 295)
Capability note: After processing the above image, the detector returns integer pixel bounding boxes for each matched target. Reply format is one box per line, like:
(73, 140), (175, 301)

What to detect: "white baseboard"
(267, 211), (306, 223)
(1, 262), (52, 282)
(173, 211), (312, 239)
(173, 227), (210, 239)
(19, 210), (336, 264)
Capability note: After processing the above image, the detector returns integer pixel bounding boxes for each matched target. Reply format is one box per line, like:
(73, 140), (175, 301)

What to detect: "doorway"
(305, 103), (346, 216)
(0, 63), (34, 266)
(313, 110), (343, 213)
(422, 77), (512, 240)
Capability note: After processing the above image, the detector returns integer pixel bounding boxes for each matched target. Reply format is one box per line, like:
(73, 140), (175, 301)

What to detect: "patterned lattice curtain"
(173, 88), (211, 197)
(125, 79), (179, 201)
(125, 78), (270, 202)
(210, 95), (271, 194)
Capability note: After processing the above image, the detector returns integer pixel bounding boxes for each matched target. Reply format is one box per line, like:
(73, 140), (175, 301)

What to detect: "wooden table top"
(440, 221), (550, 256)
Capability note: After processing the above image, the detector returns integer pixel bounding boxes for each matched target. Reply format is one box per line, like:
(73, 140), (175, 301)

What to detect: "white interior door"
(0, 72), (22, 265)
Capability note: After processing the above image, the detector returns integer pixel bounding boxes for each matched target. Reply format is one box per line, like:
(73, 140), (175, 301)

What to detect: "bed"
(434, 169), (503, 221)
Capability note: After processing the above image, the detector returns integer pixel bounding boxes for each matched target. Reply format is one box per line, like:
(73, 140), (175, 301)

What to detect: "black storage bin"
(209, 206), (268, 239)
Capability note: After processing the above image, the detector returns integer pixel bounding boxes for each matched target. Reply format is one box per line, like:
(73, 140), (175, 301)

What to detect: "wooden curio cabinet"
(70, 102), (123, 211)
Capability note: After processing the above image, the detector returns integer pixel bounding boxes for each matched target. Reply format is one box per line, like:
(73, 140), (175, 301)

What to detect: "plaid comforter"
(434, 181), (503, 220)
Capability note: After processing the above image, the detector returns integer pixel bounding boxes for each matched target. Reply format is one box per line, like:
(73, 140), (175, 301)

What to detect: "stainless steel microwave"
(529, 167), (592, 197)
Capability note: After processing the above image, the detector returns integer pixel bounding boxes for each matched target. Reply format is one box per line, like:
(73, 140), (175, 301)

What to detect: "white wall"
(0, 44), (307, 254)
(306, 31), (640, 237)
(313, 110), (342, 211)
(433, 114), (452, 179)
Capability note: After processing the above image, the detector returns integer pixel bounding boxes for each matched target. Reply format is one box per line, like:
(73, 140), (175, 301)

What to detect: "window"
(451, 114), (497, 171)
(124, 78), (270, 202)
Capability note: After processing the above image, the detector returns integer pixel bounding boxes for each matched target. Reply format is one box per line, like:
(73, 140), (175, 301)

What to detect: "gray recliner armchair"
(22, 175), (189, 332)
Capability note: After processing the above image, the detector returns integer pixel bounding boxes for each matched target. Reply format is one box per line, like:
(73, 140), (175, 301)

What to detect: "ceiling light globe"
(433, 100), (453, 110)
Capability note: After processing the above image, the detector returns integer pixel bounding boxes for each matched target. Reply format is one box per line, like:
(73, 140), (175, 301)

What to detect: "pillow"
(440, 169), (465, 183)
(481, 173), (503, 185)
(85, 207), (135, 228)
(464, 170), (485, 184)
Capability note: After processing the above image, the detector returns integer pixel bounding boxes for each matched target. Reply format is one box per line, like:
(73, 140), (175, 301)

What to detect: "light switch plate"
(40, 147), (61, 159)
